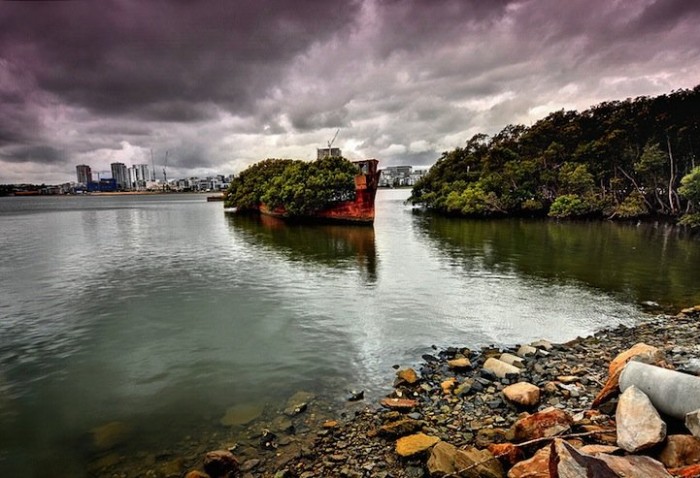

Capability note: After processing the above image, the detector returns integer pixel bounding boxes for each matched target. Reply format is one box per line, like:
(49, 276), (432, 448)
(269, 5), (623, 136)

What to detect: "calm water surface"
(1, 190), (699, 476)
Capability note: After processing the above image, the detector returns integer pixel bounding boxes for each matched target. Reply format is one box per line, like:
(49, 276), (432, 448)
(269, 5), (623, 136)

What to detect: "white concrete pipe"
(619, 361), (700, 420)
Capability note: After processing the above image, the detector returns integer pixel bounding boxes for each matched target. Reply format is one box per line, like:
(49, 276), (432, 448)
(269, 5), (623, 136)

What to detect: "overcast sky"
(1, 0), (699, 184)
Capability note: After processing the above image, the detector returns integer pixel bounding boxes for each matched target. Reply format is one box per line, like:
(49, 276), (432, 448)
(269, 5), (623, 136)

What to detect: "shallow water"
(0, 190), (698, 476)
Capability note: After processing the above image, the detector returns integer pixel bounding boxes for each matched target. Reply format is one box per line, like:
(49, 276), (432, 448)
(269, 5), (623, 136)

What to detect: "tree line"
(409, 85), (700, 228)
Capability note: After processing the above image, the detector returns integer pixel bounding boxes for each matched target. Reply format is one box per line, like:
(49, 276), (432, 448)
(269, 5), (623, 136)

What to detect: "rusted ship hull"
(258, 159), (380, 225)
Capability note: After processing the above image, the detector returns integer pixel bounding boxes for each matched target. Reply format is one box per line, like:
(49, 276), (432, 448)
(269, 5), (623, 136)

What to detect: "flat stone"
(669, 464), (700, 478)
(616, 385), (666, 453)
(483, 358), (522, 379)
(516, 345), (537, 358)
(395, 433), (440, 457)
(380, 397), (418, 410)
(657, 435), (700, 468)
(397, 368), (420, 385)
(513, 407), (572, 442)
(502, 382), (540, 407)
(447, 357), (472, 369)
(557, 375), (580, 384)
(499, 353), (525, 369)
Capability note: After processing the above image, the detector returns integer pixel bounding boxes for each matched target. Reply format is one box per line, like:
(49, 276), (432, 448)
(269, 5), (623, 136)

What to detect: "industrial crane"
(328, 128), (339, 150)
(162, 151), (169, 189)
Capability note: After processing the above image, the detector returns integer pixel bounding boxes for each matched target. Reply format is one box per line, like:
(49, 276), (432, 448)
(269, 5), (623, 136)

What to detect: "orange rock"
(396, 368), (420, 385)
(441, 377), (457, 394)
(507, 445), (551, 478)
(380, 397), (418, 410)
(322, 420), (338, 429)
(487, 442), (522, 466)
(669, 463), (700, 477)
(592, 343), (667, 408)
(447, 357), (471, 369)
(395, 432), (440, 457)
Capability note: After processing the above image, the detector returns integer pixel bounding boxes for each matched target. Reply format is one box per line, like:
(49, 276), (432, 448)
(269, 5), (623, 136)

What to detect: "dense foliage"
(409, 86), (700, 227)
(225, 156), (358, 216)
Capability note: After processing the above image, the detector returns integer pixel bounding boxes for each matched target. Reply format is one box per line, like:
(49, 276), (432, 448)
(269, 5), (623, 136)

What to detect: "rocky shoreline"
(99, 306), (700, 478)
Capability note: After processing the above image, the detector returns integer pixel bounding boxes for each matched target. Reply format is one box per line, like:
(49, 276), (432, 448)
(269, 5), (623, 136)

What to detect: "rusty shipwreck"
(258, 159), (380, 225)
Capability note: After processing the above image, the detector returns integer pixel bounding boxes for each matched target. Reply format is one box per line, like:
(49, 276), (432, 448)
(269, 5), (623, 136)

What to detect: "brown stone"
(616, 385), (667, 453)
(556, 375), (579, 384)
(658, 435), (700, 468)
(577, 425), (618, 446)
(380, 397), (418, 410)
(203, 450), (239, 478)
(322, 420), (338, 429)
(592, 343), (666, 408)
(507, 446), (550, 478)
(395, 432), (440, 457)
(427, 441), (504, 478)
(503, 382), (540, 407)
(447, 357), (472, 369)
(378, 418), (423, 438)
(512, 408), (572, 442)
(396, 368), (420, 385)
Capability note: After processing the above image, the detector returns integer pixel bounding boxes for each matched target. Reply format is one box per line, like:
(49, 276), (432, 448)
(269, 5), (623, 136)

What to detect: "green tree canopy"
(225, 156), (359, 216)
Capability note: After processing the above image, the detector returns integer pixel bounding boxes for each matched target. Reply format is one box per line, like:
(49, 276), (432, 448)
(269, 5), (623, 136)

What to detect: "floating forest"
(409, 85), (700, 227)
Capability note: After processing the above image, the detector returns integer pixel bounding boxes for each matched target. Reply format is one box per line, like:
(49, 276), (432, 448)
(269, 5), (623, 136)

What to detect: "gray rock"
(499, 353), (525, 369)
(616, 385), (667, 453)
(686, 409), (700, 438)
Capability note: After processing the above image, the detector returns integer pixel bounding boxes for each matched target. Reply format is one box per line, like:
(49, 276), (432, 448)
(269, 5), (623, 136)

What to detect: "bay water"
(1, 189), (698, 476)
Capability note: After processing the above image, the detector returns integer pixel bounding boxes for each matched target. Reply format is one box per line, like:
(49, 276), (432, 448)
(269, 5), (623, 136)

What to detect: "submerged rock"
(91, 421), (132, 451)
(220, 403), (265, 426)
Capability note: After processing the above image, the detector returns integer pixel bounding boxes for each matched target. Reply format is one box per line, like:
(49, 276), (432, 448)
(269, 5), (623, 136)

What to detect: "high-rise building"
(317, 147), (342, 159)
(110, 162), (129, 190)
(129, 164), (151, 190)
(76, 164), (92, 184)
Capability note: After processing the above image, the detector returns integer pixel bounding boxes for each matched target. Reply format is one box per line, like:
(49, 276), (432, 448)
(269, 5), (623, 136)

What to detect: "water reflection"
(413, 213), (700, 311)
(225, 213), (378, 284)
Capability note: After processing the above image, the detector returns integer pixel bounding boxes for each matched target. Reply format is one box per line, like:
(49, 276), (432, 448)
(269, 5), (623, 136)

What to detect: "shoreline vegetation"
(409, 86), (700, 229)
(97, 305), (700, 478)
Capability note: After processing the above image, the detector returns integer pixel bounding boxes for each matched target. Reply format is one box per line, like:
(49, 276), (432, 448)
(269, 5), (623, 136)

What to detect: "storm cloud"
(1, 0), (698, 183)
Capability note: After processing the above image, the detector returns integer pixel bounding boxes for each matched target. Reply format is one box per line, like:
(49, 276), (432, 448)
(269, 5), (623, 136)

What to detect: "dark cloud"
(3, 145), (63, 165)
(0, 0), (698, 183)
(0, 0), (361, 118)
